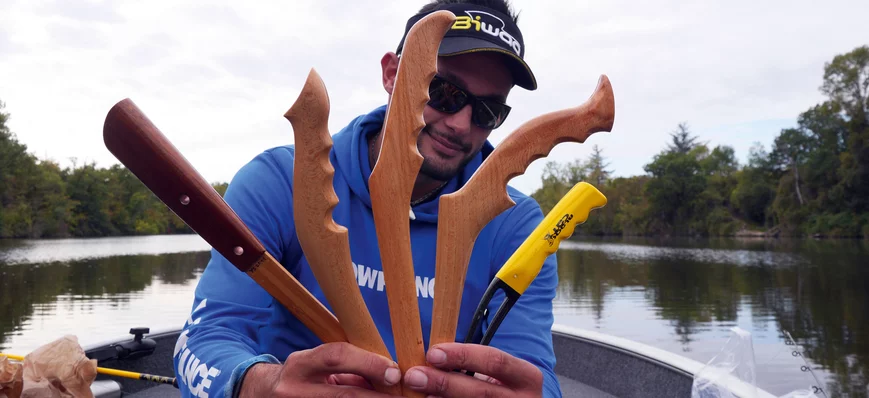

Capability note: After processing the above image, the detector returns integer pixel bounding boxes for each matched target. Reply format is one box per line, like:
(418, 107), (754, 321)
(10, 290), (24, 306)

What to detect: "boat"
(78, 324), (776, 398)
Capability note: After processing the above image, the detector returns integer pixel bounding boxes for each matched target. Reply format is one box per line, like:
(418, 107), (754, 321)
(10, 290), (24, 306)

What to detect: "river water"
(0, 235), (866, 397)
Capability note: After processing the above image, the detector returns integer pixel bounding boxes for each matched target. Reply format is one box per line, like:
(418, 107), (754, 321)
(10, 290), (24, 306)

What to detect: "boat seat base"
(558, 374), (617, 398)
(121, 384), (180, 398)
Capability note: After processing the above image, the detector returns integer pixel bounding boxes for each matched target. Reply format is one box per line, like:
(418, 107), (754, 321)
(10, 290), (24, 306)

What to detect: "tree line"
(2, 45), (866, 239)
(0, 104), (228, 238)
(532, 45), (869, 238)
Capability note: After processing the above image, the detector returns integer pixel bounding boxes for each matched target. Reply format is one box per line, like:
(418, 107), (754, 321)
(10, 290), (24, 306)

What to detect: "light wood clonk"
(368, 10), (455, 395)
(429, 75), (616, 348)
(285, 68), (402, 395)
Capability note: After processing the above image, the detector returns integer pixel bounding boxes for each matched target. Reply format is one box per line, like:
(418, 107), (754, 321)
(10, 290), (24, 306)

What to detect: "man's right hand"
(238, 342), (403, 398)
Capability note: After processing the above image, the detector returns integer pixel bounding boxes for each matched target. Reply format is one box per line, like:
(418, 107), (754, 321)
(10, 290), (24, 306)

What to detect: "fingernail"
(405, 369), (428, 389)
(385, 367), (401, 385)
(428, 348), (446, 365)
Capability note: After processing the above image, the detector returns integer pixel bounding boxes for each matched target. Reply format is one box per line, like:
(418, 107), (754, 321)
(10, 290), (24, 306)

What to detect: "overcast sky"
(2, 0), (868, 195)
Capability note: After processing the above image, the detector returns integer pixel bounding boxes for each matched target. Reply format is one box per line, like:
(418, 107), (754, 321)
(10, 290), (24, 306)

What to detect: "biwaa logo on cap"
(451, 10), (521, 56)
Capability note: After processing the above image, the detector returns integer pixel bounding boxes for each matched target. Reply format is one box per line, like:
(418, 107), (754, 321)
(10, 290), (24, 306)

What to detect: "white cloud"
(2, 0), (868, 196)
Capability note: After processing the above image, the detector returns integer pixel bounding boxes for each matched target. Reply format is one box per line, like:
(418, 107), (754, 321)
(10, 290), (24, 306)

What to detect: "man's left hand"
(403, 343), (543, 397)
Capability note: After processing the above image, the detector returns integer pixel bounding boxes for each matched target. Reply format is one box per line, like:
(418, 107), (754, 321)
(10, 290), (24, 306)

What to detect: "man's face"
(417, 52), (513, 181)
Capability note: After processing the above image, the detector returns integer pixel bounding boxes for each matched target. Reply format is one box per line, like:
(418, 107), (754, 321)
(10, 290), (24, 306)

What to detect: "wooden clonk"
(102, 98), (346, 344)
(285, 69), (401, 395)
(429, 75), (616, 347)
(368, 10), (455, 389)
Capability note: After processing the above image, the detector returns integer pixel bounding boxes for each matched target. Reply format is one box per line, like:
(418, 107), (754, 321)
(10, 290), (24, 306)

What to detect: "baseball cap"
(395, 3), (537, 91)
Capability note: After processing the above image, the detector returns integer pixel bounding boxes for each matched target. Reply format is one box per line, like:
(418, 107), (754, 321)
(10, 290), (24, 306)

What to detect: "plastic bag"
(1, 355), (24, 398)
(1, 336), (97, 398)
(691, 327), (819, 398)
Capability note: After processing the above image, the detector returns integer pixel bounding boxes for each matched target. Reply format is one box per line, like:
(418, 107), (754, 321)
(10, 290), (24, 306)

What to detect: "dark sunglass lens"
(428, 78), (466, 113)
(473, 100), (509, 129)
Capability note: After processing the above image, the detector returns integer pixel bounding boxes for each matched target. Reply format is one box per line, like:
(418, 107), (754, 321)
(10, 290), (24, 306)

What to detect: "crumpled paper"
(1, 355), (24, 398)
(1, 335), (97, 398)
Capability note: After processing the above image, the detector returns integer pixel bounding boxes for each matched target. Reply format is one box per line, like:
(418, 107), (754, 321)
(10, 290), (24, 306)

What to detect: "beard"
(418, 126), (475, 181)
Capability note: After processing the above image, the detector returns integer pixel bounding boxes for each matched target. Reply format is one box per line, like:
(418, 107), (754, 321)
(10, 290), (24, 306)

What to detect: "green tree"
(0, 101), (40, 237)
(731, 143), (775, 225)
(532, 161), (571, 214)
(769, 128), (811, 207)
(823, 46), (869, 213)
(64, 161), (118, 237)
(821, 45), (868, 126)
(29, 160), (74, 237)
(585, 145), (612, 187)
(694, 145), (740, 235)
(699, 145), (738, 178)
(0, 98), (212, 238)
(643, 125), (707, 233)
(797, 102), (848, 209)
(212, 182), (229, 197)
(667, 122), (699, 154)
(609, 176), (650, 235)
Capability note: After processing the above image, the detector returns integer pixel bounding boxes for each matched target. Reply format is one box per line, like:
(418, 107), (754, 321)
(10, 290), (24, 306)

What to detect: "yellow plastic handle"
(495, 182), (607, 294)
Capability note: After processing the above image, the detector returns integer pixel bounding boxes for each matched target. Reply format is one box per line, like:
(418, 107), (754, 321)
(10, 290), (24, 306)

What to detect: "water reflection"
(0, 250), (210, 353)
(1, 235), (866, 397)
(0, 235), (209, 265)
(555, 237), (869, 397)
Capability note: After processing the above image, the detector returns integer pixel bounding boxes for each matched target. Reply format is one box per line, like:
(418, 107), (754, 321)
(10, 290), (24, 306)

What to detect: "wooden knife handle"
(102, 99), (345, 343)
(430, 75), (615, 347)
(103, 99), (265, 272)
(286, 69), (401, 394)
(247, 252), (347, 343)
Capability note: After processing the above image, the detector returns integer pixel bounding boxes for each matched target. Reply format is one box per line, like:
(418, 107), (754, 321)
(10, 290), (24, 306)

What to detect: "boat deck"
(121, 378), (612, 398)
(86, 326), (770, 397)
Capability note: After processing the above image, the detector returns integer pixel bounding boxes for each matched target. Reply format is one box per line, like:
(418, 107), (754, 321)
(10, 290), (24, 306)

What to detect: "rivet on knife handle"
(368, 10), (456, 388)
(102, 98), (346, 344)
(285, 69), (401, 395)
(429, 75), (615, 347)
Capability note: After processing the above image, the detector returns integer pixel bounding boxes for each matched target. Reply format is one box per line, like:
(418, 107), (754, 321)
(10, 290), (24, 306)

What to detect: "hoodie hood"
(330, 105), (494, 224)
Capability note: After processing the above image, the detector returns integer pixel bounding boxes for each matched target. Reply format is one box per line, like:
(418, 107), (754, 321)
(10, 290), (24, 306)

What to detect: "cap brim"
(438, 36), (537, 91)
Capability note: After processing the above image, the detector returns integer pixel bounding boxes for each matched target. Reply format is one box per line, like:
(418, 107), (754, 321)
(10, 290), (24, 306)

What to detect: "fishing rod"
(0, 353), (177, 388)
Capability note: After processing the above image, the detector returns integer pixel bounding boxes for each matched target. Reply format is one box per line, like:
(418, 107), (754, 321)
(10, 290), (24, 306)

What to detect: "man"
(172, 1), (560, 397)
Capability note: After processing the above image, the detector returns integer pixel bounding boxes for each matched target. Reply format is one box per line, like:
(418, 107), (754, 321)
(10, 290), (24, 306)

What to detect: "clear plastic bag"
(691, 327), (819, 398)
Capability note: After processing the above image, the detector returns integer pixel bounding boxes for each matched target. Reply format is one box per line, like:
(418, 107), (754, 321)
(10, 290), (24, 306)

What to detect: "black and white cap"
(396, 3), (537, 91)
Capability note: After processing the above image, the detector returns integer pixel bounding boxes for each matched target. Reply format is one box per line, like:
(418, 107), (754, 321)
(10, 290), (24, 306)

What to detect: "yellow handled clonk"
(495, 182), (607, 295)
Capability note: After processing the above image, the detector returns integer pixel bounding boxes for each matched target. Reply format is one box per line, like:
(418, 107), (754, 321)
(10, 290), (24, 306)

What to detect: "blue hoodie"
(172, 105), (560, 398)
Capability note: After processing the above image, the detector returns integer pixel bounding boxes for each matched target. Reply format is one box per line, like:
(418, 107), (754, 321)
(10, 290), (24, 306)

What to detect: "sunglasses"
(427, 75), (511, 130)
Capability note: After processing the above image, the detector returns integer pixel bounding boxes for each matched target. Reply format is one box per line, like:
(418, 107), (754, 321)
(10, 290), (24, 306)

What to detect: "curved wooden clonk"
(368, 10), (456, 385)
(429, 75), (616, 347)
(285, 69), (401, 394)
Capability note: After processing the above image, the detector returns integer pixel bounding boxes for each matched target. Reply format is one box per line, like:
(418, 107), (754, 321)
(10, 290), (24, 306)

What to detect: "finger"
(404, 366), (511, 398)
(328, 373), (374, 390)
(274, 383), (394, 398)
(473, 372), (503, 386)
(288, 343), (401, 387)
(425, 343), (542, 389)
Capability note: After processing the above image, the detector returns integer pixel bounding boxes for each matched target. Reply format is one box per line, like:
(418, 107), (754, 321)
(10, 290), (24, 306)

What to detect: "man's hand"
(239, 342), (403, 398)
(402, 343), (543, 397)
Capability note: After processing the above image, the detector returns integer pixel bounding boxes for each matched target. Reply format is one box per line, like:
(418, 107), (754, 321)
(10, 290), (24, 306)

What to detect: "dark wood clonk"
(102, 99), (264, 271)
(102, 98), (346, 344)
